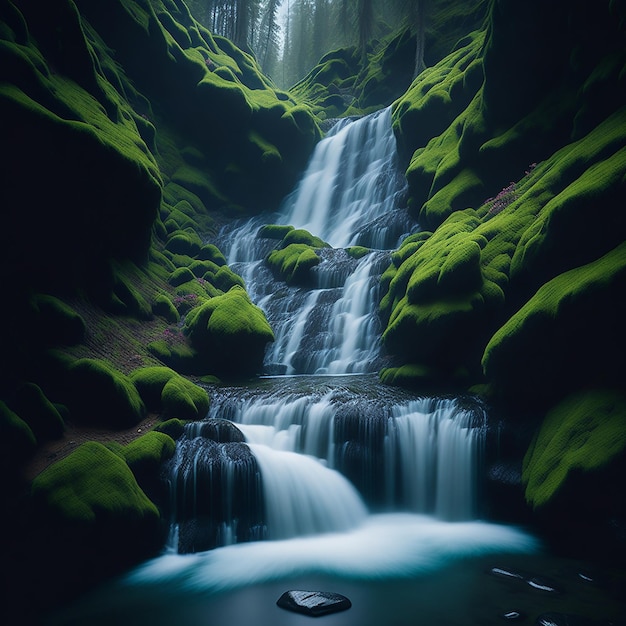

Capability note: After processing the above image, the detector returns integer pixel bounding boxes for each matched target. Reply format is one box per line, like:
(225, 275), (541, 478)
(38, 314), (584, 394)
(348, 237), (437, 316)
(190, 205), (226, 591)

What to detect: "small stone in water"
(490, 566), (526, 580)
(277, 590), (352, 616)
(527, 577), (560, 593)
(501, 610), (525, 620)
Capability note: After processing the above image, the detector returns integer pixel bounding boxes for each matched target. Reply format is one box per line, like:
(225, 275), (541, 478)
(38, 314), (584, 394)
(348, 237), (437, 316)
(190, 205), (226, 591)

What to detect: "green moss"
(66, 359), (146, 428)
(31, 441), (158, 524)
(197, 243), (227, 266)
(130, 365), (209, 418)
(152, 293), (180, 324)
(267, 244), (321, 285)
(122, 430), (175, 474)
(346, 246), (371, 259)
(379, 363), (437, 387)
(281, 228), (330, 249)
(257, 224), (294, 240)
(164, 232), (202, 256)
(213, 265), (245, 292)
(30, 294), (85, 346)
(153, 418), (186, 439)
(8, 382), (64, 441)
(483, 242), (626, 403)
(168, 266), (196, 287)
(522, 390), (626, 508)
(108, 271), (153, 320)
(184, 286), (274, 375)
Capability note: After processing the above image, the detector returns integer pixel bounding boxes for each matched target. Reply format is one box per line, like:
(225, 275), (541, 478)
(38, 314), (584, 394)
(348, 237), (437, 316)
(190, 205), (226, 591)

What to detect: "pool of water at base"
(46, 548), (625, 626)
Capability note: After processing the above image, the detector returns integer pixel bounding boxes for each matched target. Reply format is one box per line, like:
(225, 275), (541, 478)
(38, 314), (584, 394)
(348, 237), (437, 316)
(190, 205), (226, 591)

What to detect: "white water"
(217, 106), (414, 376)
(278, 107), (409, 248)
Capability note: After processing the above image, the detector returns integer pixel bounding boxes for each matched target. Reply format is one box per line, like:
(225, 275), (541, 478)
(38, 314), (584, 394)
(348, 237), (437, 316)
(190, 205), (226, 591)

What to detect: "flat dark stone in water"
(277, 590), (352, 617)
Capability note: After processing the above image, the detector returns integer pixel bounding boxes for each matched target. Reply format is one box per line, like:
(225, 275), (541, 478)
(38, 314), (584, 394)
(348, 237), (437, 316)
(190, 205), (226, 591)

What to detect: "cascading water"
(217, 106), (415, 376)
(159, 107), (534, 558)
(57, 107), (539, 626)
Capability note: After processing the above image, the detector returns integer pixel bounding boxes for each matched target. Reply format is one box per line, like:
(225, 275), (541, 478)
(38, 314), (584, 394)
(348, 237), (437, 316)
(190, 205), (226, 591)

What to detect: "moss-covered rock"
(66, 358), (146, 428)
(168, 266), (196, 287)
(257, 224), (294, 240)
(280, 228), (330, 249)
(31, 441), (158, 524)
(122, 430), (175, 503)
(28, 294), (85, 346)
(130, 365), (209, 419)
(522, 389), (626, 509)
(152, 293), (180, 323)
(153, 417), (186, 440)
(483, 242), (626, 406)
(7, 382), (64, 442)
(197, 243), (227, 265)
(184, 286), (274, 375)
(267, 243), (322, 285)
(164, 232), (202, 257)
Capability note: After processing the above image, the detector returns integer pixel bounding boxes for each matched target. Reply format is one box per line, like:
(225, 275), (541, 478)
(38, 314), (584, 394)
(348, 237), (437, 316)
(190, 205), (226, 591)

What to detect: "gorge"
(1, 0), (625, 624)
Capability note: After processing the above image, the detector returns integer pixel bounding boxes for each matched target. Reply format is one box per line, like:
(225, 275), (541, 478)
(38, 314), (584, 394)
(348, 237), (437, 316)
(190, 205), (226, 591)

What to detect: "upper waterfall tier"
(215, 107), (416, 375)
(278, 106), (409, 249)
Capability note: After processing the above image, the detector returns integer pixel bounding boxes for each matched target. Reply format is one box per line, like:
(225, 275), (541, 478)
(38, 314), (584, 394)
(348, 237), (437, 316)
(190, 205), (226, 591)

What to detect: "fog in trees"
(185, 0), (431, 88)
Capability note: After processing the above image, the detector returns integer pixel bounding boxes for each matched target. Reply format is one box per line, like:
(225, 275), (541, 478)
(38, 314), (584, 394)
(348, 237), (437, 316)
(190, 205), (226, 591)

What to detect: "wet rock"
(501, 610), (526, 621)
(489, 566), (526, 580)
(197, 418), (245, 443)
(527, 576), (560, 593)
(489, 566), (560, 593)
(277, 590), (352, 617)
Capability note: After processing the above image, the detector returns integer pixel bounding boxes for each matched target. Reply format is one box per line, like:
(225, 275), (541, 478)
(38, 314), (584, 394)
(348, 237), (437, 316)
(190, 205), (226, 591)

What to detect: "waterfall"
(216, 105), (415, 376)
(48, 112), (542, 626)
(164, 377), (488, 553)
(278, 107), (409, 249)
(156, 107), (536, 582)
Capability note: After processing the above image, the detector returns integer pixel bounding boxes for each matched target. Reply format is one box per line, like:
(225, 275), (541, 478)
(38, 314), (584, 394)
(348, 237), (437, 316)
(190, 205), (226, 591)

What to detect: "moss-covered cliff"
(381, 0), (626, 552)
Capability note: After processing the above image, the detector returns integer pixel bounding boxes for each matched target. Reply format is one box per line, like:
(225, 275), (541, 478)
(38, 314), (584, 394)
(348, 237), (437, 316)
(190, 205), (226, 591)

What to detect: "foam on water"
(127, 514), (539, 593)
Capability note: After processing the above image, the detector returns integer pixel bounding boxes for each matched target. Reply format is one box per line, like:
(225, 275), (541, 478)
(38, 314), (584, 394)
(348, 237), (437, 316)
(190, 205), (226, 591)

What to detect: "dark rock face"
(166, 438), (265, 552)
(197, 418), (246, 443)
(276, 590), (352, 617)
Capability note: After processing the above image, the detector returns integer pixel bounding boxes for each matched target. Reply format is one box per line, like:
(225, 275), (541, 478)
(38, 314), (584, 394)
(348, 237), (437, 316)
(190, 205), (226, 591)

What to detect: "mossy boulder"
(164, 232), (202, 257)
(168, 266), (196, 287)
(197, 243), (227, 266)
(28, 294), (85, 346)
(483, 242), (626, 407)
(66, 359), (146, 428)
(32, 441), (159, 523)
(7, 382), (64, 442)
(280, 229), (330, 249)
(380, 210), (504, 374)
(153, 418), (186, 440)
(267, 244), (322, 285)
(130, 366), (209, 419)
(184, 286), (274, 375)
(152, 293), (180, 324)
(258, 224), (294, 240)
(30, 441), (163, 586)
(523, 390), (626, 509)
(122, 431), (175, 503)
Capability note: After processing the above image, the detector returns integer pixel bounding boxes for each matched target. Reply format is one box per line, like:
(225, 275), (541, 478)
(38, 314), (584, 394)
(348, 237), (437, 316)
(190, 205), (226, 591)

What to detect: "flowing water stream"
(47, 107), (543, 625)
